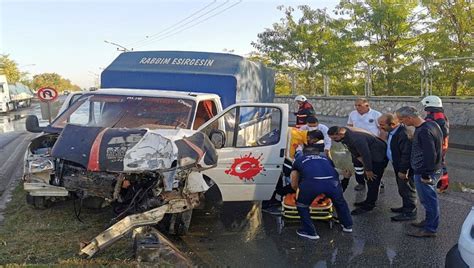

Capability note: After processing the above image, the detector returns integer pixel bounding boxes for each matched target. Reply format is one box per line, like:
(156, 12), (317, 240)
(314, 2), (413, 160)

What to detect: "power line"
(135, 0), (232, 48)
(126, 1), (217, 48)
(136, 0), (242, 49)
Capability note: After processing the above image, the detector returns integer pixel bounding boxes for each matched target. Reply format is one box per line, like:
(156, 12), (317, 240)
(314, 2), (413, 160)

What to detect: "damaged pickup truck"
(22, 51), (289, 258)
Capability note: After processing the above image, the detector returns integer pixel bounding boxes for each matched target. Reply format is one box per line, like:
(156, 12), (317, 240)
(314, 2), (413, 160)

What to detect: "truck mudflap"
(80, 195), (199, 258)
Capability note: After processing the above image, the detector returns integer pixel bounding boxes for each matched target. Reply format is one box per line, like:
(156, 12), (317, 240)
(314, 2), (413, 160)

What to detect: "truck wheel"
(173, 210), (193, 236)
(26, 194), (51, 209)
(160, 210), (193, 236)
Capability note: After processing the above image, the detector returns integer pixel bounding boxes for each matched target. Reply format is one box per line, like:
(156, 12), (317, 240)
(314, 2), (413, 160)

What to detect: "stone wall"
(274, 96), (474, 127)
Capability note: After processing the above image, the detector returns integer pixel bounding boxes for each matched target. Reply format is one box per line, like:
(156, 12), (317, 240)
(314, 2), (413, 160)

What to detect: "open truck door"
(198, 103), (288, 201)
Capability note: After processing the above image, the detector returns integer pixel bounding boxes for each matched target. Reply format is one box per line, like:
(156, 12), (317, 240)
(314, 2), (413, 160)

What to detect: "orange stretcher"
(276, 193), (335, 234)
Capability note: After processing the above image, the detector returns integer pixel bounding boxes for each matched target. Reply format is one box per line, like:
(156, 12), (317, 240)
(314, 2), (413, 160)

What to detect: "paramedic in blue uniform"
(290, 132), (353, 240)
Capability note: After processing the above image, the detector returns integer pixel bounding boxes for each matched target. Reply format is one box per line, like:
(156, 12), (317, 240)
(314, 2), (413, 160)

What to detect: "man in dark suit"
(378, 114), (417, 221)
(328, 126), (388, 215)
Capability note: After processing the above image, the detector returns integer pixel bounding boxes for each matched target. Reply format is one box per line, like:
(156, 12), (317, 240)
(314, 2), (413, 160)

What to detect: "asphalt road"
(0, 103), (473, 266)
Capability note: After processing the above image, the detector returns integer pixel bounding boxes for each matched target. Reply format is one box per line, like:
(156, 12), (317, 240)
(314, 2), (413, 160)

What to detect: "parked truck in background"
(22, 51), (289, 257)
(0, 74), (34, 112)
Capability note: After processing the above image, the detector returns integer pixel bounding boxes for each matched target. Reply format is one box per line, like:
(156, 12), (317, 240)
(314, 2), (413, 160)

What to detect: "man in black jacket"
(328, 126), (388, 215)
(378, 113), (417, 221)
(396, 106), (443, 238)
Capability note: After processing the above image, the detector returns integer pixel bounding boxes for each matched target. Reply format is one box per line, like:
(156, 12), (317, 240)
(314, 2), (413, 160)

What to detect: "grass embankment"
(0, 185), (135, 266)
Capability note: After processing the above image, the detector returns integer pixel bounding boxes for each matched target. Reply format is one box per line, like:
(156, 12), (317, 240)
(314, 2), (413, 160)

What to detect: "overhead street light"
(104, 40), (132, 52)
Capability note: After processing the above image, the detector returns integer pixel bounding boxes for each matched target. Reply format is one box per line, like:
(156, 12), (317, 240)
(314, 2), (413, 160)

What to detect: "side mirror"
(209, 130), (226, 149)
(25, 115), (44, 133)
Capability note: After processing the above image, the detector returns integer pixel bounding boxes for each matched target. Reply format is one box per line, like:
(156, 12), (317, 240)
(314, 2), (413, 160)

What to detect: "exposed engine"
(24, 125), (218, 248)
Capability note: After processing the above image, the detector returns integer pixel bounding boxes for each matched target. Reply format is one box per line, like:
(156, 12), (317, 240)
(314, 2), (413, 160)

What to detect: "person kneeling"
(291, 144), (353, 240)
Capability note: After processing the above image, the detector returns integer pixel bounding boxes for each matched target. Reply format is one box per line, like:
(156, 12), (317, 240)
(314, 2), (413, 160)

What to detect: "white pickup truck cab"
(24, 88), (288, 204)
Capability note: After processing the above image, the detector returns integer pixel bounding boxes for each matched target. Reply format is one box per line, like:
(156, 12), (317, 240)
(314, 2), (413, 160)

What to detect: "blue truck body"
(101, 51), (275, 109)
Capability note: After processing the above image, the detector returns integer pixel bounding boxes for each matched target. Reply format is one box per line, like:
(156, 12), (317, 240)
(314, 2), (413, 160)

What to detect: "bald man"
(378, 113), (417, 221)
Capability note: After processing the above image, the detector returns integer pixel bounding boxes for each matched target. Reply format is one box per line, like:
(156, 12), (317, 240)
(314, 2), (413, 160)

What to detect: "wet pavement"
(0, 102), (473, 266)
(169, 171), (473, 267)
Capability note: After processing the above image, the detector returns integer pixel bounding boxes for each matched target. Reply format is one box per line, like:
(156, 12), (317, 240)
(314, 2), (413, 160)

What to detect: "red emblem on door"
(225, 153), (264, 181)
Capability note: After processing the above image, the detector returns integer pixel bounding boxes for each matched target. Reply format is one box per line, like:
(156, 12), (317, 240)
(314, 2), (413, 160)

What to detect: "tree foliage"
(252, 1), (473, 96)
(0, 54), (21, 83)
(1, 54), (81, 93)
(31, 73), (81, 92)
(419, 0), (473, 96)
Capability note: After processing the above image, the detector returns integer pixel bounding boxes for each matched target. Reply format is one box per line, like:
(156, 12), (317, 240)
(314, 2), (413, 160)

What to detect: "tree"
(419, 0), (473, 96)
(0, 54), (21, 83)
(31, 73), (81, 92)
(252, 5), (358, 95)
(336, 0), (419, 95)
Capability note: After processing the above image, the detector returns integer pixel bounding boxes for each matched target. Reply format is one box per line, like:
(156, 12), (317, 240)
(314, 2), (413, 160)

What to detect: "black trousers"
(394, 167), (417, 212)
(364, 161), (387, 208)
(352, 157), (365, 185)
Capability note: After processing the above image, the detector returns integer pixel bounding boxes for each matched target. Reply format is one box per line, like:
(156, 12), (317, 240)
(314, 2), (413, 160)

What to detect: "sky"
(1, 0), (337, 89)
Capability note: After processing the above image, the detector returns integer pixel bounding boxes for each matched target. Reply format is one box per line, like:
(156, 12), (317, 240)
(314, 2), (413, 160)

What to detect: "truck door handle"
(280, 148), (285, 157)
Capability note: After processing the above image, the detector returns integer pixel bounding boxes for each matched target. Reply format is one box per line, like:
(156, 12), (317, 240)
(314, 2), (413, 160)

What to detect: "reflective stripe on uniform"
(312, 176), (333, 180)
(355, 167), (364, 175)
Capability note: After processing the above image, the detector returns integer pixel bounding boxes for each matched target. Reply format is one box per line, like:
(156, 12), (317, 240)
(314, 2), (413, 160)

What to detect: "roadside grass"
(0, 185), (136, 265)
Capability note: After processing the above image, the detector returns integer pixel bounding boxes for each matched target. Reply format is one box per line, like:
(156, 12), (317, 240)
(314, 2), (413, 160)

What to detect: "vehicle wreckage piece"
(133, 226), (193, 265)
(80, 196), (198, 258)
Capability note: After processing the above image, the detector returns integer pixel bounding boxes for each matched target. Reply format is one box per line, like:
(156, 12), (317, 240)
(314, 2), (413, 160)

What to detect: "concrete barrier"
(279, 96), (474, 150)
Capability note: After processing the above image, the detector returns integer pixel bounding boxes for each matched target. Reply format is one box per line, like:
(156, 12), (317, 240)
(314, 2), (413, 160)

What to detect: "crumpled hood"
(51, 125), (216, 173)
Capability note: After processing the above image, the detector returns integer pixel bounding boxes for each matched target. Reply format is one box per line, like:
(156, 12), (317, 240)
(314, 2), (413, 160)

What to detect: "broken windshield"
(51, 94), (196, 130)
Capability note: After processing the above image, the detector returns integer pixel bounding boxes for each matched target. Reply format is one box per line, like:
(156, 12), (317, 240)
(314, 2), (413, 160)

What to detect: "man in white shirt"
(299, 116), (332, 158)
(347, 98), (382, 191)
(347, 98), (382, 136)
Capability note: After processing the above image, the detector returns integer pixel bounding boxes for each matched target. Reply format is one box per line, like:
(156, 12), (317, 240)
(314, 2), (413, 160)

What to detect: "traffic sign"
(37, 87), (59, 102)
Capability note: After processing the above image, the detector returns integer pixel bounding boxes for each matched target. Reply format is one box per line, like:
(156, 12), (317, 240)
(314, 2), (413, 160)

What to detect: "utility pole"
(420, 58), (432, 96)
(364, 64), (373, 97)
(323, 74), (330, 96)
(104, 40), (132, 52)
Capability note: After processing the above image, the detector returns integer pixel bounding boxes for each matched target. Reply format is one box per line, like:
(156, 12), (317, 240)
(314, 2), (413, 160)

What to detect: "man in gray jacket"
(396, 106), (443, 238)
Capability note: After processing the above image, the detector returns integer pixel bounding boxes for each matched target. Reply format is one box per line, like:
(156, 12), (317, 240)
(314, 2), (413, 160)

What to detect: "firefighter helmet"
(294, 95), (307, 102)
(421, 95), (443, 108)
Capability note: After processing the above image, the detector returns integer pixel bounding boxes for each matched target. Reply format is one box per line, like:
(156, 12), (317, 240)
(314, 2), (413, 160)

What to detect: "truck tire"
(160, 210), (193, 236)
(26, 194), (51, 209)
